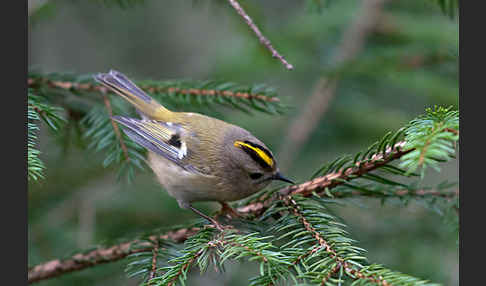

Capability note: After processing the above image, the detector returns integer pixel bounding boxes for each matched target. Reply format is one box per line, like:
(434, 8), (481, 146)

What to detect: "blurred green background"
(28, 0), (459, 285)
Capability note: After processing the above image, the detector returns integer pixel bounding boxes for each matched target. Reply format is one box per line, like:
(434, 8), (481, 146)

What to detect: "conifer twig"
(102, 94), (130, 162)
(284, 196), (391, 285)
(145, 86), (280, 102)
(320, 263), (342, 285)
(166, 248), (204, 286)
(283, 141), (410, 196)
(238, 141), (412, 216)
(27, 77), (280, 102)
(226, 0), (294, 70)
(149, 239), (160, 280)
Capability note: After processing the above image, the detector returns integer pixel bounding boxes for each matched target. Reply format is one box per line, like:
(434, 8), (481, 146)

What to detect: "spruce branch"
(81, 104), (146, 182)
(28, 75), (281, 103)
(27, 91), (66, 181)
(226, 0), (294, 70)
(218, 232), (294, 286)
(272, 195), (434, 285)
(400, 106), (459, 176)
(240, 109), (458, 216)
(102, 94), (130, 163)
(28, 105), (45, 181)
(149, 239), (160, 281)
(153, 228), (222, 286)
(238, 141), (413, 217)
(282, 141), (411, 197)
(144, 85), (280, 103)
(28, 74), (285, 115)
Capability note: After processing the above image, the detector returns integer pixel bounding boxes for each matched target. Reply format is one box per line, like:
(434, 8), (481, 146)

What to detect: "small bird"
(94, 70), (294, 230)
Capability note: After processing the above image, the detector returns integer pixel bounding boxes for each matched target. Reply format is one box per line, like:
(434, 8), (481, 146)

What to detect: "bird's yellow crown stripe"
(234, 141), (274, 167)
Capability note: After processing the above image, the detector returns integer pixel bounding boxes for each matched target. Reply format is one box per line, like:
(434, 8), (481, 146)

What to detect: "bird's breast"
(147, 152), (250, 203)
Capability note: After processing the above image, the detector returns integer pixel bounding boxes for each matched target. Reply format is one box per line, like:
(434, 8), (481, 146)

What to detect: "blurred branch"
(77, 197), (96, 248)
(278, 78), (337, 169)
(278, 0), (387, 170)
(330, 188), (459, 200)
(28, 228), (199, 284)
(226, 0), (294, 70)
(27, 76), (280, 103)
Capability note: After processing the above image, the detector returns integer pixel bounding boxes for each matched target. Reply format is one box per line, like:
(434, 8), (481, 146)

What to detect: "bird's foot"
(187, 204), (231, 232)
(216, 202), (242, 219)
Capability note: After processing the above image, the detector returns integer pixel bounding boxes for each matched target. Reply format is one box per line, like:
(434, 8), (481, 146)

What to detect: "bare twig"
(226, 0), (293, 70)
(28, 228), (199, 284)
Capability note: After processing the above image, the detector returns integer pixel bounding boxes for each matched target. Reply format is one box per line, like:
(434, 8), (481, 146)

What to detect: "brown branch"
(226, 0), (293, 70)
(102, 95), (130, 162)
(327, 188), (459, 201)
(166, 248), (204, 286)
(394, 189), (459, 199)
(28, 246), (149, 284)
(293, 244), (324, 266)
(284, 196), (338, 258)
(149, 239), (160, 281)
(27, 77), (280, 102)
(283, 142), (411, 198)
(28, 228), (199, 284)
(444, 128), (459, 136)
(344, 267), (390, 286)
(284, 195), (391, 286)
(144, 86), (280, 102)
(320, 263), (342, 286)
(239, 141), (412, 216)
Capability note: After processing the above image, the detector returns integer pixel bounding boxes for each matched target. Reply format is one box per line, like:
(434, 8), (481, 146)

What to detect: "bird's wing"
(112, 116), (200, 173)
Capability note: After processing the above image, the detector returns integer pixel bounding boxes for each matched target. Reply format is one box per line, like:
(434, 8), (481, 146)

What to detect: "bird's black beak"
(272, 172), (295, 184)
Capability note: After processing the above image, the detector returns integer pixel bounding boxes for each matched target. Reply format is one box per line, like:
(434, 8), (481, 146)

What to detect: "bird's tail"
(94, 70), (171, 120)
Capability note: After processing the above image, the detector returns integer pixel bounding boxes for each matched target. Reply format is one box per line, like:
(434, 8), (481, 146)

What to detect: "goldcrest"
(94, 70), (293, 229)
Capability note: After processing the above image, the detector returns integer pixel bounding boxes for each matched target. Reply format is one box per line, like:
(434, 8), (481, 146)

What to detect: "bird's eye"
(249, 173), (263, 180)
